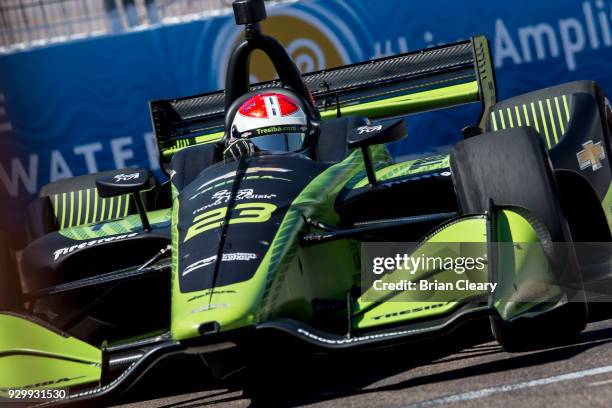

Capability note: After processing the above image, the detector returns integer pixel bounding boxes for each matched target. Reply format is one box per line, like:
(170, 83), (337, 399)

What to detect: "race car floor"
(111, 318), (612, 408)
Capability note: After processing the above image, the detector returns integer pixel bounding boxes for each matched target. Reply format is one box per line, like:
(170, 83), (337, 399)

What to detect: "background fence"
(0, 0), (242, 51)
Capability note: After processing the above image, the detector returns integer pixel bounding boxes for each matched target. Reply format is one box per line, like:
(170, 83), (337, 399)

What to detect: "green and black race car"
(2, 0), (612, 404)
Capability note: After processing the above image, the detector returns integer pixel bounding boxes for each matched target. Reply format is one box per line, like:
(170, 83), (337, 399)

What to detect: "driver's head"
(229, 91), (311, 152)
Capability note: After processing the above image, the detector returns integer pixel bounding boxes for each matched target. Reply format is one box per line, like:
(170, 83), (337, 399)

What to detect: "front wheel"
(451, 127), (587, 351)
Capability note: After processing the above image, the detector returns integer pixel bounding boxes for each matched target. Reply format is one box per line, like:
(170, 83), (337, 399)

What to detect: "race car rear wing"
(150, 35), (496, 164)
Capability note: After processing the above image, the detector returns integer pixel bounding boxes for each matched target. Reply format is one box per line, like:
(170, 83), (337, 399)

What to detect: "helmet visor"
(238, 125), (308, 152)
(249, 133), (304, 152)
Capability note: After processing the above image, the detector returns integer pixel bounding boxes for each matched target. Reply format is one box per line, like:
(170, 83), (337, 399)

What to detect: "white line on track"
(587, 378), (612, 387)
(401, 364), (612, 408)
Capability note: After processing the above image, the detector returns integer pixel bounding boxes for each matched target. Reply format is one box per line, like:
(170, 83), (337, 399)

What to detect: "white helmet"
(230, 91), (310, 152)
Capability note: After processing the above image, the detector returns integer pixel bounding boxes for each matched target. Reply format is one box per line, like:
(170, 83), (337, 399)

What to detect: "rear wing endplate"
(150, 35), (497, 165)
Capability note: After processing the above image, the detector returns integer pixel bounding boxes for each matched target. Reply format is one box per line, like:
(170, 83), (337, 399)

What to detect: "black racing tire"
(450, 127), (587, 352)
(0, 230), (22, 310)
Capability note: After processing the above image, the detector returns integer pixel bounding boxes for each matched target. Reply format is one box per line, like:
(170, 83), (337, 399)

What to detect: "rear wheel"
(451, 127), (587, 351)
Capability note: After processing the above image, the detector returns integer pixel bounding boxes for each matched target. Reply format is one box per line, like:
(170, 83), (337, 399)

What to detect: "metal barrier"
(0, 0), (238, 52)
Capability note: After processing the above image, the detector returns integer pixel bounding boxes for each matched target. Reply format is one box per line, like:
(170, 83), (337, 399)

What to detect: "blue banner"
(1, 0), (612, 230)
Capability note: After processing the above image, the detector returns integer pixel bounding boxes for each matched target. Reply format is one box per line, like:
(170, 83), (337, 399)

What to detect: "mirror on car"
(95, 169), (154, 198)
(347, 118), (407, 150)
(95, 169), (155, 231)
(347, 119), (407, 186)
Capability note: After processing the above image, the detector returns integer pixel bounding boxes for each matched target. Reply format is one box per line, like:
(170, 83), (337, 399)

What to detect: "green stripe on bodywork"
(353, 154), (450, 189)
(93, 190), (99, 224)
(116, 196), (123, 219)
(100, 197), (106, 222)
(76, 190), (83, 226)
(321, 81), (479, 120)
(58, 208), (172, 240)
(194, 133), (222, 144)
(555, 96), (566, 135)
(60, 193), (67, 229)
(547, 98), (559, 144)
(124, 195), (130, 217)
(562, 95), (571, 121)
(108, 196), (114, 221)
(52, 194), (59, 219)
(523, 104), (530, 126)
(530, 102), (539, 134)
(538, 100), (551, 148)
(68, 191), (74, 229)
(161, 131), (224, 159)
(85, 189), (90, 225)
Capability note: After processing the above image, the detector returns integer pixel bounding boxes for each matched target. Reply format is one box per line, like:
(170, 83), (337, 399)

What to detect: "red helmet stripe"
(238, 93), (299, 118)
(276, 94), (299, 116)
(238, 94), (268, 118)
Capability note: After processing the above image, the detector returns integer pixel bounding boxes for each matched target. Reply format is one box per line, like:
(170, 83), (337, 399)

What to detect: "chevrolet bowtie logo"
(577, 140), (606, 172)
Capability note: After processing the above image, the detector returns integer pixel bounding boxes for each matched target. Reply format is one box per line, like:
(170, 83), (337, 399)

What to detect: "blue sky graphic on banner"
(1, 0), (612, 230)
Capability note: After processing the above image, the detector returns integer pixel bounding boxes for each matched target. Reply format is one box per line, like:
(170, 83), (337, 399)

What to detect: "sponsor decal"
(577, 140), (606, 171)
(53, 232), (138, 261)
(182, 252), (258, 276)
(194, 175), (291, 199)
(191, 167), (292, 200)
(356, 125), (382, 134)
(187, 290), (237, 302)
(371, 303), (447, 321)
(19, 375), (86, 389)
(192, 188), (277, 214)
(182, 255), (217, 276)
(254, 125), (306, 136)
(222, 252), (258, 262)
(191, 303), (229, 314)
(184, 203), (276, 242)
(409, 155), (448, 171)
(113, 172), (140, 182)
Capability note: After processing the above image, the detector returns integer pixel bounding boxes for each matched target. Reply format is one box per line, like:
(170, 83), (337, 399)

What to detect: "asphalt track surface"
(111, 318), (612, 408)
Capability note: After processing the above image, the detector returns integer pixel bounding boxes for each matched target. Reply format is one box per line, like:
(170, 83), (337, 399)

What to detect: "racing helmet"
(228, 89), (312, 152)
